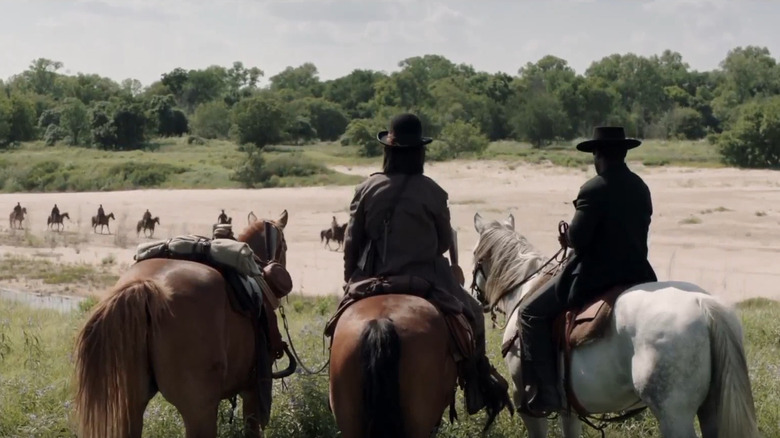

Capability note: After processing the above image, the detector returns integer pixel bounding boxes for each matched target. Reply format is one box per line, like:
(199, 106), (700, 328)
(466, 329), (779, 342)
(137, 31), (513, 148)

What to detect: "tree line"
(1, 47), (780, 180)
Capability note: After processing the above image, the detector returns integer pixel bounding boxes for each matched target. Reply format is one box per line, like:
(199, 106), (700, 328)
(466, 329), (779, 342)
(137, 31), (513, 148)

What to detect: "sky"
(1, 0), (779, 87)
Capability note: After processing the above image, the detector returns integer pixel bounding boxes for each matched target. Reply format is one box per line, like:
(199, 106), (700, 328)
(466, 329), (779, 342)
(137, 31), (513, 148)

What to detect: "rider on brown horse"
(14, 202), (22, 216)
(340, 113), (511, 418)
(517, 127), (658, 416)
(97, 204), (105, 221)
(51, 204), (60, 221)
(218, 209), (229, 225)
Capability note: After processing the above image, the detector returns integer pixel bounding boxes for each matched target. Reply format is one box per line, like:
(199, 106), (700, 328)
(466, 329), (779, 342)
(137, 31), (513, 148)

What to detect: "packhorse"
(74, 210), (296, 438)
(9, 207), (26, 229)
(48, 212), (70, 232)
(470, 212), (759, 438)
(136, 216), (160, 238)
(91, 212), (115, 234)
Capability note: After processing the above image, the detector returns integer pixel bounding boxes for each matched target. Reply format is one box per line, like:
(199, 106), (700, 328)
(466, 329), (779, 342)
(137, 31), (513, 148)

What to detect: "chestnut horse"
(91, 212), (115, 234)
(9, 207), (26, 229)
(74, 210), (293, 438)
(328, 294), (459, 438)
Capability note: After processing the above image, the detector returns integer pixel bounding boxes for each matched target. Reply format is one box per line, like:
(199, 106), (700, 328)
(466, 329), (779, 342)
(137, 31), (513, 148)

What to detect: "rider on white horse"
(519, 127), (658, 416)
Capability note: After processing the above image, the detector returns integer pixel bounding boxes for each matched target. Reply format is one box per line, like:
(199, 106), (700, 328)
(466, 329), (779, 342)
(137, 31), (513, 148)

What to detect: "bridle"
(470, 221), (571, 330)
(258, 220), (287, 266)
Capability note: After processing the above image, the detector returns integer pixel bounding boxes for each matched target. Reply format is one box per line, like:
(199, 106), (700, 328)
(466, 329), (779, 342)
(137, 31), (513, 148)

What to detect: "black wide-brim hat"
(576, 126), (641, 152)
(377, 113), (433, 147)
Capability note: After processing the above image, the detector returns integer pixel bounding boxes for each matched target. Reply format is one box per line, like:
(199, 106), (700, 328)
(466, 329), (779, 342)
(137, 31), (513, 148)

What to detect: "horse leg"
(558, 411), (582, 438)
(241, 390), (263, 438)
(632, 340), (707, 438)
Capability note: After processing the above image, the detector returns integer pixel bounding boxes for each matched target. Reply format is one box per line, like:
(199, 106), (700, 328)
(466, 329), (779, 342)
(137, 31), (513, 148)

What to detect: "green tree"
(7, 94), (37, 143)
(191, 101), (231, 139)
(59, 97), (89, 145)
(717, 97), (780, 168)
(429, 120), (489, 160)
(231, 93), (288, 148)
(323, 69), (385, 118)
(341, 119), (384, 157)
(286, 97), (349, 141)
(270, 63), (323, 98)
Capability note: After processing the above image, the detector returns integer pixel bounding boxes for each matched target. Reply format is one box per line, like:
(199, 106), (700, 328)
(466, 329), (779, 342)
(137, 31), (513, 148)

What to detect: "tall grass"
(0, 295), (777, 437)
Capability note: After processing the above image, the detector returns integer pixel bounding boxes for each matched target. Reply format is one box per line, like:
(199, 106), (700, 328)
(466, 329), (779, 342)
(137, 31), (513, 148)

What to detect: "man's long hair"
(382, 145), (425, 175)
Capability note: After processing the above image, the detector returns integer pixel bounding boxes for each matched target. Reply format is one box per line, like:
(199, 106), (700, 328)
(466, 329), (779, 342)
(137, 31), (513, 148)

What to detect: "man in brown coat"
(342, 113), (511, 418)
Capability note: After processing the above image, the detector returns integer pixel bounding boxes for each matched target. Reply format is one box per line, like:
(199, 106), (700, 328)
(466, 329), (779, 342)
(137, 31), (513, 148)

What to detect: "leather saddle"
(324, 275), (475, 362)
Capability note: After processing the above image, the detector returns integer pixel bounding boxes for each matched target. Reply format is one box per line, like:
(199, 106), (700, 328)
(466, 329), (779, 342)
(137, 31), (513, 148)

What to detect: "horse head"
(108, 213), (115, 220)
(61, 212), (70, 220)
(153, 217), (160, 225)
(471, 211), (545, 312)
(238, 210), (288, 266)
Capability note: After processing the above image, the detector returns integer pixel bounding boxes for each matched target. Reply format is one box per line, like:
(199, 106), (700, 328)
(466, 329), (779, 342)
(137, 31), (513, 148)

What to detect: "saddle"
(324, 275), (475, 362)
(501, 284), (631, 416)
(556, 284), (630, 415)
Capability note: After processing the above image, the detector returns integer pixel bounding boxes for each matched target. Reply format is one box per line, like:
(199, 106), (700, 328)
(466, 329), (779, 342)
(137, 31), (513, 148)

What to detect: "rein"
(472, 221), (571, 331)
(262, 221), (330, 376)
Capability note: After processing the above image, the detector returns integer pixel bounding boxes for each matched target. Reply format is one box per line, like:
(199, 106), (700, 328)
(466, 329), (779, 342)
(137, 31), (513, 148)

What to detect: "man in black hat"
(97, 204), (105, 221)
(340, 113), (511, 420)
(517, 126), (658, 416)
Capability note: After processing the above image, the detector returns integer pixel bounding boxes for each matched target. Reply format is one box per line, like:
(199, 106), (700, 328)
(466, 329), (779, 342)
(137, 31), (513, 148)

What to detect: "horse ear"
(474, 212), (485, 233)
(278, 210), (288, 229)
(505, 213), (515, 230)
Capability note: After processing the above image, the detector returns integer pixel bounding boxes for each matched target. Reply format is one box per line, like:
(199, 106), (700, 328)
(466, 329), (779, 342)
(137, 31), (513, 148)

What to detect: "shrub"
(718, 97), (780, 169)
(341, 119), (383, 157)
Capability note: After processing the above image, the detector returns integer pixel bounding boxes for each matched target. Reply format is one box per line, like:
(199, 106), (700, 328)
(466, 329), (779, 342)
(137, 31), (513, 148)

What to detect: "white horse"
(471, 212), (758, 438)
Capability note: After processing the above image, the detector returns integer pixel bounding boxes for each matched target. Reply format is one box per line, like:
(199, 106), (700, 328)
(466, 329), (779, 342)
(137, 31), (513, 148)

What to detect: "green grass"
(0, 138), (724, 193)
(0, 254), (118, 289)
(0, 294), (778, 437)
(483, 139), (723, 168)
(0, 139), (364, 193)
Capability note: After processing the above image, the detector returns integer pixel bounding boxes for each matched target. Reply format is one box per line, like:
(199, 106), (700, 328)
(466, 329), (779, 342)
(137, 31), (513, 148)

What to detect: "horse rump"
(360, 318), (404, 438)
(74, 279), (171, 438)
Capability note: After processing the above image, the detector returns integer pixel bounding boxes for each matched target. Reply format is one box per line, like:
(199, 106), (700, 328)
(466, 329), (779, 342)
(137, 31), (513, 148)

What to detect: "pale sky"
(2, 0), (779, 87)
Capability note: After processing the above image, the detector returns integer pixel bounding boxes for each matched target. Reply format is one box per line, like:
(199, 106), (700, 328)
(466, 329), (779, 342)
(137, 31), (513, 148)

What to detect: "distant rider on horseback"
(97, 204), (105, 221)
(142, 209), (152, 227)
(517, 127), (658, 416)
(339, 113), (512, 418)
(51, 204), (60, 222)
(218, 209), (229, 225)
(14, 202), (23, 216)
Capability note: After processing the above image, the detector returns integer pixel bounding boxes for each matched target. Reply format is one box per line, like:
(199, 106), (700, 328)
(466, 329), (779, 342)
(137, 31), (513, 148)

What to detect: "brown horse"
(48, 212), (70, 232)
(136, 216), (160, 238)
(74, 210), (293, 438)
(91, 212), (115, 234)
(328, 294), (459, 438)
(9, 207), (26, 229)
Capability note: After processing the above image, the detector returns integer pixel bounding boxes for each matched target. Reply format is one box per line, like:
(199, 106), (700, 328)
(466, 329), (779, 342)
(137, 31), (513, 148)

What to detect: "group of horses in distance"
(67, 206), (760, 438)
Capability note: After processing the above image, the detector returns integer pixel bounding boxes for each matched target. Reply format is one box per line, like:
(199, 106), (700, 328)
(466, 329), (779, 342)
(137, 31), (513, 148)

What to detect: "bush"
(191, 101), (231, 139)
(718, 97), (780, 169)
(436, 120), (489, 159)
(342, 119), (383, 157)
(264, 154), (324, 178)
(187, 135), (206, 145)
(43, 124), (66, 146)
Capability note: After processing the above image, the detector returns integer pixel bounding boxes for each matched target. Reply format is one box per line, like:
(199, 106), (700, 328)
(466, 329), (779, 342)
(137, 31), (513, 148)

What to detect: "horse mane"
(473, 221), (545, 307)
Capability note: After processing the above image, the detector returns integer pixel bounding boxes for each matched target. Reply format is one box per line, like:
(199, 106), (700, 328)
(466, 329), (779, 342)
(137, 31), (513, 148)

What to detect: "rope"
(278, 305), (330, 376)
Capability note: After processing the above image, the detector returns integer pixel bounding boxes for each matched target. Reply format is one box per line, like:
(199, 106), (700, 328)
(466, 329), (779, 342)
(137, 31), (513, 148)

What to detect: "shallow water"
(0, 287), (84, 312)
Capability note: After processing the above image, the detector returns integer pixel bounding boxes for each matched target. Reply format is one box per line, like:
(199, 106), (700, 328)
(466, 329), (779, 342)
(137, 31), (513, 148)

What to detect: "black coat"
(557, 163), (657, 307)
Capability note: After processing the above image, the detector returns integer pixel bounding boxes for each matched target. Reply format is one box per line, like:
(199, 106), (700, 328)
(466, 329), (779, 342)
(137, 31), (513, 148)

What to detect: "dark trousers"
(518, 275), (566, 388)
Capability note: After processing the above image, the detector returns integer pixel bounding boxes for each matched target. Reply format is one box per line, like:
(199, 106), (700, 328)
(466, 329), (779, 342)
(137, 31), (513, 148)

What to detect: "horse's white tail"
(698, 296), (759, 438)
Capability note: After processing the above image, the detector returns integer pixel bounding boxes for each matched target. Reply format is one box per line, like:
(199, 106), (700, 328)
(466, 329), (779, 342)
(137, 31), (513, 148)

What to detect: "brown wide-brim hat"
(377, 113), (433, 147)
(576, 126), (641, 152)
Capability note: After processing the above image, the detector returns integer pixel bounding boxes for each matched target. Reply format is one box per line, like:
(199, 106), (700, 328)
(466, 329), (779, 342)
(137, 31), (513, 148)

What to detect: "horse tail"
(697, 296), (759, 438)
(74, 279), (170, 438)
(320, 230), (325, 242)
(360, 318), (404, 438)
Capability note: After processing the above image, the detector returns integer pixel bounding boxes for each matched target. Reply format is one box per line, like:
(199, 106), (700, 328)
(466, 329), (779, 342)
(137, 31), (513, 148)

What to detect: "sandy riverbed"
(1, 160), (779, 304)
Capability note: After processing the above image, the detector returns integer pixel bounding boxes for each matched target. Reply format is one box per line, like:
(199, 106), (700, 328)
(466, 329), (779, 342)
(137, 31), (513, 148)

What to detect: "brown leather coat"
(343, 172), (460, 295)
